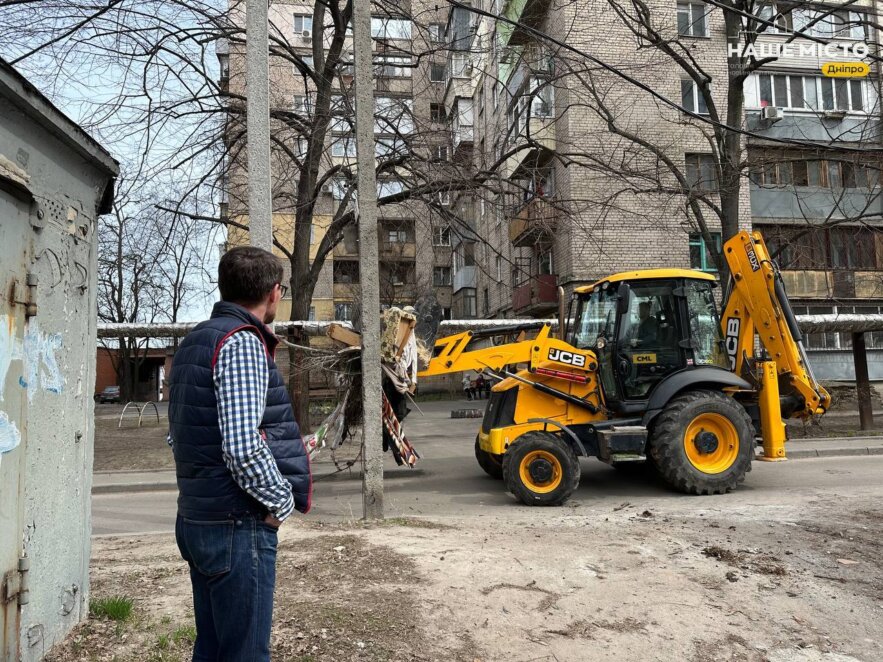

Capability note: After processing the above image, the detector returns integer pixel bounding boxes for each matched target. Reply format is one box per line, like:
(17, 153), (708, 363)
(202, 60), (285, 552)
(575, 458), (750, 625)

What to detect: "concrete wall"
(0, 82), (114, 659)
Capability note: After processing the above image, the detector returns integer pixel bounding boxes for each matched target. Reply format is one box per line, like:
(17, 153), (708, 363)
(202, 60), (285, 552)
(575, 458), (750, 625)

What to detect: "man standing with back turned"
(168, 246), (312, 661)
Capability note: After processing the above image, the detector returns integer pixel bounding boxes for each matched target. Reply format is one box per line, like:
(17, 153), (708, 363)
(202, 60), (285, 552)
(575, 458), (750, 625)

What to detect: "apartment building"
(442, 0), (883, 378)
(219, 0), (454, 324)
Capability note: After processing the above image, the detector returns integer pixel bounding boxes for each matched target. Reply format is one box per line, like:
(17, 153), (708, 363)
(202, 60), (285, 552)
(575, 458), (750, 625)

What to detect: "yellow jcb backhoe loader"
(418, 231), (830, 506)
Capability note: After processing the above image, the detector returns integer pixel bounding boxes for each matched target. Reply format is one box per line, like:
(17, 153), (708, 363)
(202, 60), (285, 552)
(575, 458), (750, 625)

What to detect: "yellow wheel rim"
(518, 450), (563, 494)
(683, 412), (740, 474)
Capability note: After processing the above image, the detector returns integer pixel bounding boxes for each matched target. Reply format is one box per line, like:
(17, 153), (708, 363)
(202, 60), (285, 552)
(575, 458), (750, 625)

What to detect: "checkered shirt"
(212, 330), (294, 520)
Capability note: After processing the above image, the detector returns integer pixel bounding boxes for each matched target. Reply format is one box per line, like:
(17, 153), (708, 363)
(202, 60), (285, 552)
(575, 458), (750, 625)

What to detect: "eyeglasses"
(277, 283), (289, 298)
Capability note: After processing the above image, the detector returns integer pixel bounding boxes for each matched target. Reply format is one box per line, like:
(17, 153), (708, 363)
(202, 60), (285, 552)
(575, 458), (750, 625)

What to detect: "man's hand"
(264, 514), (283, 529)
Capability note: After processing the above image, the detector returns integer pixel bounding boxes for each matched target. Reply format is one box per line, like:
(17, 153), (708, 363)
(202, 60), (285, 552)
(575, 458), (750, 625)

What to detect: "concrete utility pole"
(352, 0), (384, 519)
(246, 0), (273, 251)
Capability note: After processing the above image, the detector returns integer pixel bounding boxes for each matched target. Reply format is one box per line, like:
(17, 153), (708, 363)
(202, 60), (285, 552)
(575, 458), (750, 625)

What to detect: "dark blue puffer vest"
(168, 301), (312, 519)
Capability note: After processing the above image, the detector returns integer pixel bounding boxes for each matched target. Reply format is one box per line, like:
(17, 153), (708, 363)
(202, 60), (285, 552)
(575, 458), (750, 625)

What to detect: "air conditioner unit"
(301, 30), (311, 38)
(761, 106), (784, 122)
(322, 183), (334, 193)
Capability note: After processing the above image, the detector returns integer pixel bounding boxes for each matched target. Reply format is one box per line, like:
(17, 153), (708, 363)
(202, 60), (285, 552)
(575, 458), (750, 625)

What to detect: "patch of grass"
(171, 625), (196, 645)
(156, 633), (170, 650)
(89, 595), (134, 621)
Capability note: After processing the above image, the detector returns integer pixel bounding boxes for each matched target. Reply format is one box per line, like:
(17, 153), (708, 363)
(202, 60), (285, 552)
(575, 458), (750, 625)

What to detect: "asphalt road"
(92, 400), (883, 535)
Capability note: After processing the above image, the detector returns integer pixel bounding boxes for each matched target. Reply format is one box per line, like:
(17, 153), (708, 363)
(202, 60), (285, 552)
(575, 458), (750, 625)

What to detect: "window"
(537, 248), (553, 275)
(689, 232), (722, 272)
(453, 242), (476, 272)
(293, 14), (313, 35)
(374, 97), (414, 134)
(757, 225), (830, 270)
(513, 256), (531, 286)
(438, 190), (451, 206)
(431, 145), (449, 161)
(442, 307), (452, 320)
(794, 8), (866, 40)
(458, 290), (478, 318)
(751, 159), (793, 187)
(831, 227), (877, 269)
(430, 63), (446, 82)
(334, 303), (353, 321)
(386, 228), (408, 243)
(483, 287), (490, 316)
(496, 255), (503, 281)
(684, 153), (718, 192)
(681, 79), (709, 115)
(333, 261), (360, 284)
(375, 137), (404, 158)
(294, 95), (312, 114)
(371, 17), (412, 40)
(753, 156), (880, 190)
(433, 266), (452, 286)
(529, 77), (554, 117)
(433, 225), (451, 246)
(331, 134), (357, 157)
(308, 306), (316, 322)
(677, 2), (709, 37)
(428, 23), (445, 43)
(218, 54), (229, 81)
(430, 103), (446, 122)
(753, 2), (791, 34)
(386, 263), (412, 285)
(375, 56), (412, 78)
(748, 74), (868, 112)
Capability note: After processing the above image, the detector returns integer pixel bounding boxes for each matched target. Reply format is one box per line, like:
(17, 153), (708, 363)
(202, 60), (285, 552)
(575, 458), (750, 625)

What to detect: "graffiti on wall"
(0, 315), (64, 454)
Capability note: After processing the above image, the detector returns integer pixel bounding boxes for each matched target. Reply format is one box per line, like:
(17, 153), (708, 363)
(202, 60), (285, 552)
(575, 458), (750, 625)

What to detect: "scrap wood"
(328, 323), (361, 347)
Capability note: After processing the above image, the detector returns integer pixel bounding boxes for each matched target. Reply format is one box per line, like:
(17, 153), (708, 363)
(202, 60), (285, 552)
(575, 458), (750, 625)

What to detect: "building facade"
(220, 0), (455, 324)
(441, 0), (883, 379)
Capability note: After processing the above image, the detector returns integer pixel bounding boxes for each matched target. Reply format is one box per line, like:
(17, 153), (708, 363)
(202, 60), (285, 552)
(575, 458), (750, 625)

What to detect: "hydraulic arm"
(721, 231), (831, 458)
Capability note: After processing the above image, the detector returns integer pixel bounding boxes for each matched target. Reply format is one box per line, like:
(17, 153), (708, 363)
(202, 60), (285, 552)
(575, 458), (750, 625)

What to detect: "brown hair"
(218, 246), (283, 305)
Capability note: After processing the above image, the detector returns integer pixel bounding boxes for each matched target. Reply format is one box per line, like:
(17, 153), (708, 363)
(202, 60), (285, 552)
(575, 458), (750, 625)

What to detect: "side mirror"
(617, 283), (631, 315)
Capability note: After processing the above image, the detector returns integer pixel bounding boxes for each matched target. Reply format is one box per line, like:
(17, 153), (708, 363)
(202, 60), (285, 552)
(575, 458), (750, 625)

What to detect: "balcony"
(499, 0), (552, 48)
(512, 274), (558, 315)
(503, 117), (556, 178)
(509, 198), (556, 247)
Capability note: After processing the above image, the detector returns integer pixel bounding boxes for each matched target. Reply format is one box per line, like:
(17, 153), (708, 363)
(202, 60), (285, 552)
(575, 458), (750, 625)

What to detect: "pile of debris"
(301, 305), (435, 468)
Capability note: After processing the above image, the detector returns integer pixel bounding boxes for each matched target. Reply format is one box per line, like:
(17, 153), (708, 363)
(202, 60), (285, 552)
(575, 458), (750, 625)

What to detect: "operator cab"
(568, 269), (727, 414)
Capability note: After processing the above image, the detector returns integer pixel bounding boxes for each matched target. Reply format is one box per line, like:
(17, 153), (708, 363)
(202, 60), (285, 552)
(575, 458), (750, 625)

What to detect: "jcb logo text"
(548, 349), (587, 367)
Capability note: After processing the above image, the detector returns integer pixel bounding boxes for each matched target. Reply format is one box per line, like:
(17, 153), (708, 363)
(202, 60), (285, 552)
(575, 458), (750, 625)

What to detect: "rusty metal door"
(0, 189), (33, 660)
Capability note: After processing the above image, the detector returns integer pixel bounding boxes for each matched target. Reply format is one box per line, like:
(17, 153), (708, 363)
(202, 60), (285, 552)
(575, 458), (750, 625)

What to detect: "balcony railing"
(512, 274), (558, 315)
(509, 198), (557, 247)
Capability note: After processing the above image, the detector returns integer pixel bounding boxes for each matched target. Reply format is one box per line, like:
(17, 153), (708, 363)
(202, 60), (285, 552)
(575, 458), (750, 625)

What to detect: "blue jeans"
(175, 514), (278, 662)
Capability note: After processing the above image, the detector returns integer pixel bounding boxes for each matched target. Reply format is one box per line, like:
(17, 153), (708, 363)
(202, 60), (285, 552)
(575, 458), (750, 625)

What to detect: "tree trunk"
(287, 279), (313, 433)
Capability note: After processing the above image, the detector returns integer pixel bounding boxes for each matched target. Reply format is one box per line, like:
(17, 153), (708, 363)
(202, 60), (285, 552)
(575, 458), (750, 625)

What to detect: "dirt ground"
(49, 495), (883, 662)
(94, 416), (173, 471)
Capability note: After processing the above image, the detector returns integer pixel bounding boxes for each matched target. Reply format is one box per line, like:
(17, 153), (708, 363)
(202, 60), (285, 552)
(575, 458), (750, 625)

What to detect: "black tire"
(474, 436), (504, 480)
(649, 389), (753, 495)
(502, 431), (580, 506)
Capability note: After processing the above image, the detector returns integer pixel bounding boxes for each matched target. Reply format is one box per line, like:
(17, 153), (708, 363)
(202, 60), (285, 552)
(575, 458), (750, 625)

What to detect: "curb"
(93, 482), (177, 495)
(783, 445), (883, 459)
(92, 467), (428, 494)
